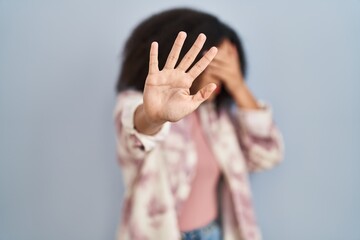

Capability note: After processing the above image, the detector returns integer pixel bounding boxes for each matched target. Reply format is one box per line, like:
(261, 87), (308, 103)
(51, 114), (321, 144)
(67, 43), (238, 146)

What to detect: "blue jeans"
(181, 220), (222, 240)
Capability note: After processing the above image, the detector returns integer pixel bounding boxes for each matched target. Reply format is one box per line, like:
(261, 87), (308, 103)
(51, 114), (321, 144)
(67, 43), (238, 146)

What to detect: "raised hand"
(142, 31), (218, 126)
(206, 39), (260, 110)
(206, 39), (244, 91)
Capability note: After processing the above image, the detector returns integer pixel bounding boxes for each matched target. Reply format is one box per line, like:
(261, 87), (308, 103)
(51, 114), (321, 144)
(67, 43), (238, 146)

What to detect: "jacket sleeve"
(232, 101), (285, 173)
(113, 90), (170, 167)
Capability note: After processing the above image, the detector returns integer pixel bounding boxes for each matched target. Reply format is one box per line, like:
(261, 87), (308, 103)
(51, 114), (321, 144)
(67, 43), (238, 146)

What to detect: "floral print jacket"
(113, 90), (284, 240)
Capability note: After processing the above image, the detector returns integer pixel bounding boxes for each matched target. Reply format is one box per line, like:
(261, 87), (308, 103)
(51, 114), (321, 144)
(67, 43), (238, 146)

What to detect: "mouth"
(214, 83), (222, 94)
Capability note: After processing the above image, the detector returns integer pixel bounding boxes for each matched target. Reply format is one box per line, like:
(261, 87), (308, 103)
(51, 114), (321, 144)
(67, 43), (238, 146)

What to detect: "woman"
(113, 7), (284, 240)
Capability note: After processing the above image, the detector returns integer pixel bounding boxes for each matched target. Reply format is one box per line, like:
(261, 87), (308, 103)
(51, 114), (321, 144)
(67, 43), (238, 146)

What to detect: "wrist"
(135, 104), (165, 135)
(143, 105), (166, 125)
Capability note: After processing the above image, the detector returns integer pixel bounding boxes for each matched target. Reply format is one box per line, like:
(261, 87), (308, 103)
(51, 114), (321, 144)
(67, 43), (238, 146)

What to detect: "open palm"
(143, 31), (218, 124)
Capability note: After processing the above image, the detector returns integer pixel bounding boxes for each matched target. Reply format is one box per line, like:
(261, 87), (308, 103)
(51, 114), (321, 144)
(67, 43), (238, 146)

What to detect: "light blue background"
(1, 0), (359, 239)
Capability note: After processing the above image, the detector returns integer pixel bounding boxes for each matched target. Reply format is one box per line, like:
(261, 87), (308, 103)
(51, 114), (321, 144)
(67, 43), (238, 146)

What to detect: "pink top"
(178, 110), (221, 232)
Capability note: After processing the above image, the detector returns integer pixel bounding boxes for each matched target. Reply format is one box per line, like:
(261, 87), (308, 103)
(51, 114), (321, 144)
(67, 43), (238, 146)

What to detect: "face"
(190, 39), (241, 102)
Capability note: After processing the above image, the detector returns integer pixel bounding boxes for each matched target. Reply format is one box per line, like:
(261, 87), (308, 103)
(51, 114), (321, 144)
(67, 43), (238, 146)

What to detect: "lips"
(214, 84), (222, 94)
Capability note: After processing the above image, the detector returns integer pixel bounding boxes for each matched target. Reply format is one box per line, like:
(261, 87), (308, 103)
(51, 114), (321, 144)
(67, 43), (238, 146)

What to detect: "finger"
(177, 33), (207, 71)
(187, 46), (218, 80)
(208, 64), (233, 77)
(208, 58), (226, 68)
(148, 42), (159, 74)
(207, 70), (225, 82)
(192, 83), (217, 103)
(164, 31), (187, 69)
(212, 51), (230, 63)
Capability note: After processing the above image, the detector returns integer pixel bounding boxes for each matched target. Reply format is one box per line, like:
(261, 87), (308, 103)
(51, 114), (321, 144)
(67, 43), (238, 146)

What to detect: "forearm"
(227, 82), (261, 110)
(240, 125), (284, 172)
(134, 104), (165, 135)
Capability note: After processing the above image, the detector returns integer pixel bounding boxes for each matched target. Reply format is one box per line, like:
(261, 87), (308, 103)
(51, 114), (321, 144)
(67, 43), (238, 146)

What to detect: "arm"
(227, 81), (284, 172)
(228, 81), (284, 172)
(208, 39), (284, 172)
(233, 102), (285, 172)
(113, 90), (172, 189)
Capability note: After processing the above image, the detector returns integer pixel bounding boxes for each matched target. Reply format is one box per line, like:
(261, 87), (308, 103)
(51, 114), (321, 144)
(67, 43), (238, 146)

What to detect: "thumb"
(191, 83), (217, 103)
